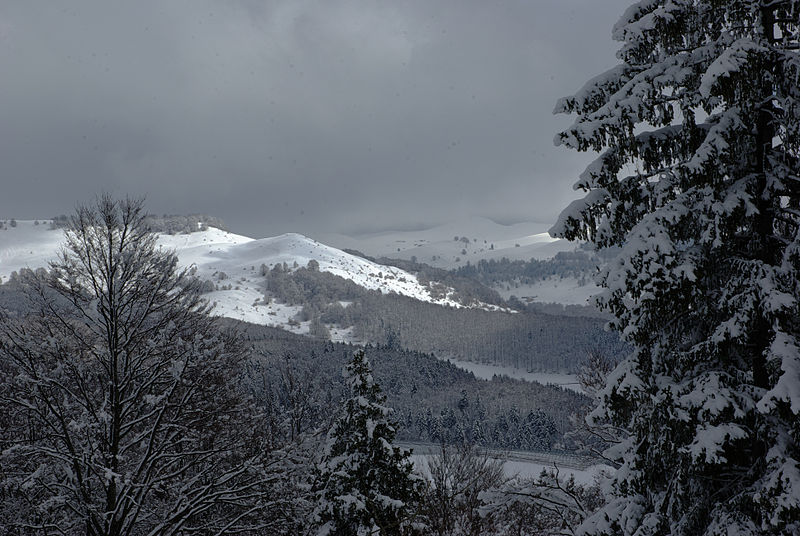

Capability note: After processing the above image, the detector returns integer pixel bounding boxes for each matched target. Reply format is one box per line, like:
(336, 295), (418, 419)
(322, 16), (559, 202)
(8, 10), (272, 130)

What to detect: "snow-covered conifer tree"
(314, 350), (421, 535)
(552, 2), (800, 534)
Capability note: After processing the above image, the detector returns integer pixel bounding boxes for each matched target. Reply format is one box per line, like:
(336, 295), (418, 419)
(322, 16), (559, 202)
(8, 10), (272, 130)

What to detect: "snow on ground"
(501, 461), (614, 486)
(410, 453), (612, 486)
(317, 216), (577, 269)
(329, 326), (358, 344)
(0, 220), (65, 282)
(0, 223), (592, 383)
(0, 223), (488, 325)
(157, 229), (475, 311)
(205, 288), (309, 334)
(494, 276), (601, 307)
(444, 357), (584, 394)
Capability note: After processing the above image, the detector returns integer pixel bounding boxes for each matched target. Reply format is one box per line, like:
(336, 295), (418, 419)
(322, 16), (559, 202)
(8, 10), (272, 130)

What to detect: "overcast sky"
(0, 0), (631, 238)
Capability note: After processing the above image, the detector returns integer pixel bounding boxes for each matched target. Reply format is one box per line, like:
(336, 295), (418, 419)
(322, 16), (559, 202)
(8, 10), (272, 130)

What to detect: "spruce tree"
(314, 350), (421, 535)
(552, 2), (800, 534)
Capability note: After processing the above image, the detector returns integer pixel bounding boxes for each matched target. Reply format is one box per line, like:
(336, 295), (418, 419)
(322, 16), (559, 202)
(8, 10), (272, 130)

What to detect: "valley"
(0, 217), (619, 380)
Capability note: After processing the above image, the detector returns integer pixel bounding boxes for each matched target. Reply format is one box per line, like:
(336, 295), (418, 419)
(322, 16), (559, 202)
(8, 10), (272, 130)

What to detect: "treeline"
(348, 249), (610, 317)
(233, 322), (590, 452)
(1, 272), (589, 453)
(263, 265), (627, 372)
(453, 249), (607, 286)
(50, 212), (226, 234)
(344, 248), (507, 307)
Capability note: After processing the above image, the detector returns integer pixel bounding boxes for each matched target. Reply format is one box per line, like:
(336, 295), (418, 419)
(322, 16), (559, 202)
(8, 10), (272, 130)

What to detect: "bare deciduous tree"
(570, 349), (626, 466)
(576, 349), (617, 399)
(480, 467), (605, 536)
(422, 442), (506, 536)
(0, 196), (279, 535)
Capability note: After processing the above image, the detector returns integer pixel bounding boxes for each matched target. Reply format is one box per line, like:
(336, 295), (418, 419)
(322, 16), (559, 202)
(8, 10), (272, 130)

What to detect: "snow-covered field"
(1, 219), (592, 313)
(317, 216), (577, 269)
(0, 220), (600, 389)
(494, 276), (601, 307)
(501, 460), (613, 486)
(316, 216), (601, 310)
(444, 357), (584, 393)
(409, 452), (612, 486)
(0, 223), (462, 300)
(157, 228), (482, 322)
(0, 221), (68, 277)
(0, 220), (495, 328)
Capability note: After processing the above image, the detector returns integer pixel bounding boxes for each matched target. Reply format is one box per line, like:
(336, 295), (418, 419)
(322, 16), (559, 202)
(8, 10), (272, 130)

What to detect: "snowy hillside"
(318, 217), (602, 307)
(0, 220), (488, 332)
(494, 276), (601, 307)
(317, 216), (577, 269)
(0, 220), (68, 277)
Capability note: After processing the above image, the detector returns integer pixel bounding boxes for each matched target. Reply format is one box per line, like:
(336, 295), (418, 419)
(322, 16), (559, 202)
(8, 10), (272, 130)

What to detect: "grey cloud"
(0, 0), (630, 237)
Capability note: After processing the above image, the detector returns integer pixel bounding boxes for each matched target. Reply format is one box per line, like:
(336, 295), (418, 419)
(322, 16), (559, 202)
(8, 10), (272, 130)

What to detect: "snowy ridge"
(317, 216), (601, 307)
(0, 221), (492, 332)
(157, 227), (491, 329)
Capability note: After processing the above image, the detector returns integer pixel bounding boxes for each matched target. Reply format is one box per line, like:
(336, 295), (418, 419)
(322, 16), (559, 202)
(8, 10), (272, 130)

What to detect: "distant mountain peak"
(0, 222), (492, 332)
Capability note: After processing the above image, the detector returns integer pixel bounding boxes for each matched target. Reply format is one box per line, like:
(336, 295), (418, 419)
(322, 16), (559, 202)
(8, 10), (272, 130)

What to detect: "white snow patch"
(158, 230), (476, 310)
(0, 224), (494, 324)
(0, 220), (65, 281)
(410, 454), (611, 486)
(494, 276), (600, 306)
(444, 357), (584, 393)
(317, 216), (577, 269)
(328, 326), (357, 343)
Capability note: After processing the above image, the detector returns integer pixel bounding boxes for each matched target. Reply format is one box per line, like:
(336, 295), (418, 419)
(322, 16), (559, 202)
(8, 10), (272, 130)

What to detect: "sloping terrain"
(317, 216), (576, 269)
(0, 219), (622, 380)
(317, 216), (602, 306)
(0, 220), (491, 332)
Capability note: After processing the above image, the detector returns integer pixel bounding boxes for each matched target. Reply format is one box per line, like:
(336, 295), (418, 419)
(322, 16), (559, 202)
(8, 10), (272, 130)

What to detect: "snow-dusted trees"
(552, 1), (800, 534)
(480, 468), (605, 536)
(314, 350), (422, 535)
(421, 442), (505, 536)
(0, 197), (277, 535)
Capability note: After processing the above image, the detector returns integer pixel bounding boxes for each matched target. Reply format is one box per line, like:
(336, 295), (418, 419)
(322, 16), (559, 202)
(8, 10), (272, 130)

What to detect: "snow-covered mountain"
(0, 219), (609, 389)
(316, 216), (576, 269)
(0, 220), (494, 336)
(315, 217), (602, 307)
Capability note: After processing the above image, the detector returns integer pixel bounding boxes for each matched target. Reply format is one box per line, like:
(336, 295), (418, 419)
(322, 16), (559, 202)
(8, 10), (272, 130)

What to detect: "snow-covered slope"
(158, 228), (485, 327)
(494, 277), (601, 307)
(318, 217), (603, 306)
(0, 221), (485, 331)
(316, 216), (576, 269)
(0, 220), (604, 387)
(0, 220), (67, 277)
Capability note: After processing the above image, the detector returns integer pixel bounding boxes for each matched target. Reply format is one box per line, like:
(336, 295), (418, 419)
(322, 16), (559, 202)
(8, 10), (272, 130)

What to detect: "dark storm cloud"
(0, 0), (630, 237)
